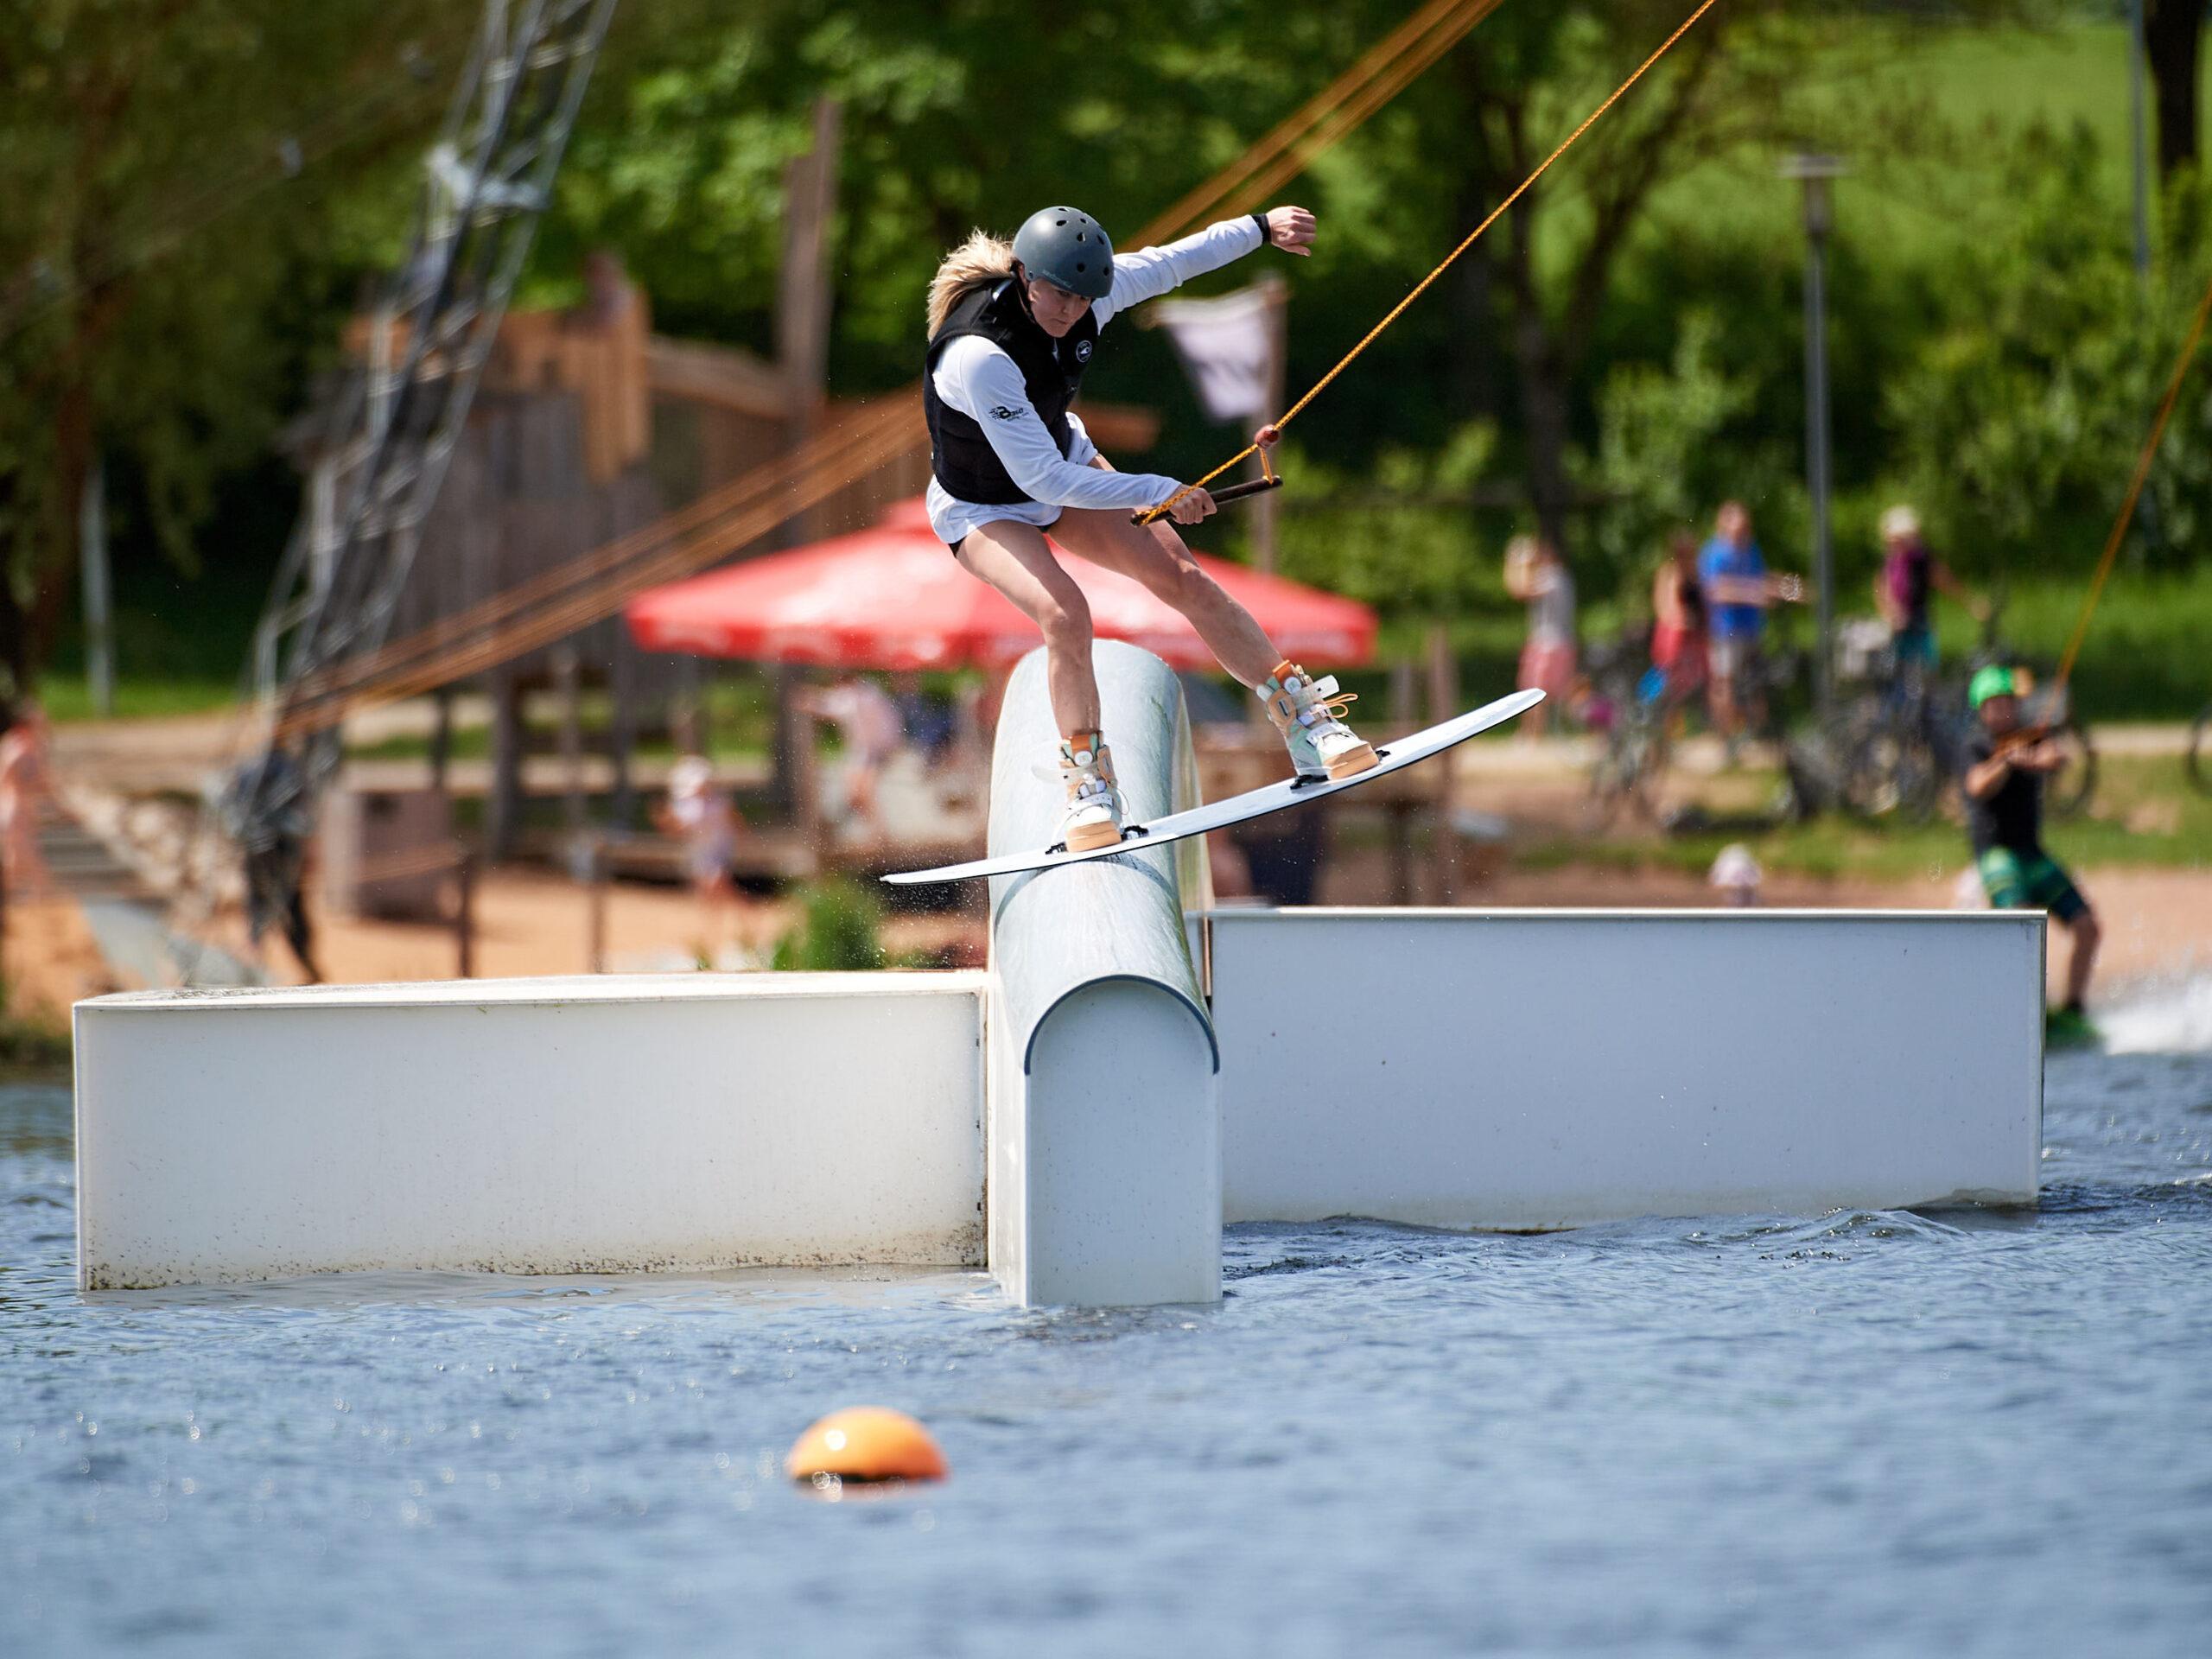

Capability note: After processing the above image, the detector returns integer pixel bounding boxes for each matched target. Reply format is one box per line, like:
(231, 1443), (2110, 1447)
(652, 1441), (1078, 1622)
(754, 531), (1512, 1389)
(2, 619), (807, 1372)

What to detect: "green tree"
(1584, 311), (1769, 580)
(1883, 124), (2212, 577)
(0, 0), (457, 694)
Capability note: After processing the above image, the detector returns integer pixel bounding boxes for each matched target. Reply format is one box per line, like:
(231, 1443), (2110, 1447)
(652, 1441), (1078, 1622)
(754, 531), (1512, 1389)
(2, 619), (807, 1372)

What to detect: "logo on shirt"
(1072, 340), (1094, 364)
(987, 404), (1022, 422)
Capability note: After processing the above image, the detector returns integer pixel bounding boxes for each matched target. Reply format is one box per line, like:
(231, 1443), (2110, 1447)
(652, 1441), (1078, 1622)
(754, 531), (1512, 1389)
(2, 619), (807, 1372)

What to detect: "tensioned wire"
(2049, 264), (2212, 695)
(271, 0), (1510, 734)
(1139, 0), (1722, 524)
(1137, 0), (1507, 242)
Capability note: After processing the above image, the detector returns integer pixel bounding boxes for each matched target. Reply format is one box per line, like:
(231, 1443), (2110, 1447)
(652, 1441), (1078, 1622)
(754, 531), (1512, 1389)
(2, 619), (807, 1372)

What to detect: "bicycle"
(1579, 632), (1677, 829)
(1836, 594), (2096, 823)
(1830, 623), (1947, 823)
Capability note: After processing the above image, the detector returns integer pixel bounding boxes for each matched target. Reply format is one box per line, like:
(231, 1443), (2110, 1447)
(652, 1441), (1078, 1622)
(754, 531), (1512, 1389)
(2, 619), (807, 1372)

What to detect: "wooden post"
(486, 668), (524, 862)
(769, 100), (842, 842)
(778, 99), (843, 469)
(429, 686), (454, 794)
(675, 656), (704, 756)
(585, 835), (607, 974)
(79, 460), (115, 717)
(454, 850), (475, 979)
(1426, 622), (1459, 904)
(1388, 657), (1418, 728)
(610, 628), (637, 830)
(1251, 274), (1287, 578)
(554, 643), (585, 837)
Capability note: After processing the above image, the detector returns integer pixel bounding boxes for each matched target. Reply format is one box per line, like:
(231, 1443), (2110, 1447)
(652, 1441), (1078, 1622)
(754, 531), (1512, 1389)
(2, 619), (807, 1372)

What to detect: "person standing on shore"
(1503, 535), (1576, 738)
(1962, 664), (2099, 1038)
(656, 755), (741, 957)
(1872, 504), (1979, 690)
(796, 673), (904, 843)
(1649, 531), (1707, 710)
(0, 704), (53, 899)
(1697, 501), (1800, 751)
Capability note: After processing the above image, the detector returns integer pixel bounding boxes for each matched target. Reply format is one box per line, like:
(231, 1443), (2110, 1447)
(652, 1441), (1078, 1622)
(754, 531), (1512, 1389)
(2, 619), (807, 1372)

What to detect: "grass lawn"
(40, 676), (238, 724)
(1614, 18), (2188, 282)
(1517, 754), (2211, 885)
(1355, 563), (2212, 727)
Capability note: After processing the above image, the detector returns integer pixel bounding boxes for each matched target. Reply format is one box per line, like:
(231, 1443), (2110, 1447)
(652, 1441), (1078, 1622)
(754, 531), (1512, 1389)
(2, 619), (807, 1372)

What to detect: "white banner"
(1151, 285), (1276, 423)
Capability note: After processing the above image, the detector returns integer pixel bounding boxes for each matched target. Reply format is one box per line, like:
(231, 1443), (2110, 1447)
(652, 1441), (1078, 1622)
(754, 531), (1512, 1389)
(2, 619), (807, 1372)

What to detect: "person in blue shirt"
(1696, 501), (1800, 748)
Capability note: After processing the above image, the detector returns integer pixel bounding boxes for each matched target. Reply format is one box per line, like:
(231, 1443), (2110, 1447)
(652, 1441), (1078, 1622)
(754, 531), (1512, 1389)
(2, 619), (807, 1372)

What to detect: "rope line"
(1141, 0), (1722, 524)
(1137, 0), (1505, 244)
(2050, 263), (2212, 692)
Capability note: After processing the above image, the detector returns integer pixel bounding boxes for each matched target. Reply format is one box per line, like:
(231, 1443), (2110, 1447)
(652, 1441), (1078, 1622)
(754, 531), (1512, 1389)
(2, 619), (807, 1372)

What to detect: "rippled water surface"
(7, 1001), (2212, 1657)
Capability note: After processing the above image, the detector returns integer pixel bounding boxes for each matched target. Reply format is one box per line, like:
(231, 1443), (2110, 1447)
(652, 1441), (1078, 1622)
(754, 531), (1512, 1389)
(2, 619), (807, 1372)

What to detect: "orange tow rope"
(1139, 0), (1723, 524)
(2050, 264), (2212, 695)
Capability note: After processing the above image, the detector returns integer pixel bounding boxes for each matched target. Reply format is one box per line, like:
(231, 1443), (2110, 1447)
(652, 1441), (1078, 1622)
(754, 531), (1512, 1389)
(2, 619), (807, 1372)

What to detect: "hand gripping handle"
(1131, 425), (1284, 525)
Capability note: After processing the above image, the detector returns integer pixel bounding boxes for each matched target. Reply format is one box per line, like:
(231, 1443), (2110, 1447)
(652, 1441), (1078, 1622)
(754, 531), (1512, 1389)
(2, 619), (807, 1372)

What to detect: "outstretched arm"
(1095, 207), (1314, 324)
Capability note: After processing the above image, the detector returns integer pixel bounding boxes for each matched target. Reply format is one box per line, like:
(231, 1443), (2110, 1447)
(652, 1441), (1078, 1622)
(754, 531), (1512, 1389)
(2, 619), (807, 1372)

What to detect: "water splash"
(2100, 972), (2212, 1055)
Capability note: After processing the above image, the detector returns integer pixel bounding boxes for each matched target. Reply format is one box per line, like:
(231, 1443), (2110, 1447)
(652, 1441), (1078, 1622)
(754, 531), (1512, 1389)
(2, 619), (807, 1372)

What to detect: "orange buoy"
(785, 1407), (947, 1484)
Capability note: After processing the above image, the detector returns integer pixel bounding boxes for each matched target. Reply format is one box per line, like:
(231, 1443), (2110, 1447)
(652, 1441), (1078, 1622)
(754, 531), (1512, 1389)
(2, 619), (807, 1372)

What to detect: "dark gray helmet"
(1012, 207), (1115, 301)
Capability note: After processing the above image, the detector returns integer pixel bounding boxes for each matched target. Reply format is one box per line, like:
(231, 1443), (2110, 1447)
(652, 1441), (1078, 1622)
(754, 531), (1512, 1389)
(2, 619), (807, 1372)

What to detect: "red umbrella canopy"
(625, 498), (1376, 671)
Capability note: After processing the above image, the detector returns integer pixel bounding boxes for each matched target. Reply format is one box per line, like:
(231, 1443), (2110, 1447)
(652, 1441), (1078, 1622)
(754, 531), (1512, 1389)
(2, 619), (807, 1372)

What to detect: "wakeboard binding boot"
(1260, 662), (1379, 783)
(1057, 731), (1125, 852)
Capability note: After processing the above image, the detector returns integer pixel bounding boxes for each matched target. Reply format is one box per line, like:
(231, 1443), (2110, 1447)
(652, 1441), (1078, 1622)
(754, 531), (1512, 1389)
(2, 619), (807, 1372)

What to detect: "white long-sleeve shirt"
(925, 216), (1266, 542)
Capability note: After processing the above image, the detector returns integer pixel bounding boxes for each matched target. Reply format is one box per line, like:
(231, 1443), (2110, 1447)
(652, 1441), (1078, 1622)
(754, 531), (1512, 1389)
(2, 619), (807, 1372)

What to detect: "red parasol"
(624, 498), (1375, 671)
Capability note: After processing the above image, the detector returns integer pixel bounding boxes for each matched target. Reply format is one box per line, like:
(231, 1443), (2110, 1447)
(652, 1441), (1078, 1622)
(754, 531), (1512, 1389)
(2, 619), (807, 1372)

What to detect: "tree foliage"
(0, 0), (456, 690)
(5, 0), (2202, 702)
(1884, 123), (2212, 577)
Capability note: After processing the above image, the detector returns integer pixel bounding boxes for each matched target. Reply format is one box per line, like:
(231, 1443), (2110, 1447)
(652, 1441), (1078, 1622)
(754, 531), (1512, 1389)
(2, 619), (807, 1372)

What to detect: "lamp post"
(1783, 153), (1846, 724)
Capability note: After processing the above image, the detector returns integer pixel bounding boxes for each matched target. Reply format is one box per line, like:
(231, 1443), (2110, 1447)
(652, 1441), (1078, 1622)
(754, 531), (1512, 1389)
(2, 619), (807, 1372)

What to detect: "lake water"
(5, 986), (2212, 1657)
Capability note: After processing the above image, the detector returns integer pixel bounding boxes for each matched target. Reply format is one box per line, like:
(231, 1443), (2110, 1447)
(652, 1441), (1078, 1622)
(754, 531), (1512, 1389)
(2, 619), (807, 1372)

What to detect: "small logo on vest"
(987, 404), (1022, 422)
(1072, 340), (1094, 364)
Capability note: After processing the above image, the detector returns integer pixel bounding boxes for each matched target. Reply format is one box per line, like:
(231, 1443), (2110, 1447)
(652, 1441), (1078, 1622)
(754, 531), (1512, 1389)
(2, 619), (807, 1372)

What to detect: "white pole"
(79, 458), (114, 716)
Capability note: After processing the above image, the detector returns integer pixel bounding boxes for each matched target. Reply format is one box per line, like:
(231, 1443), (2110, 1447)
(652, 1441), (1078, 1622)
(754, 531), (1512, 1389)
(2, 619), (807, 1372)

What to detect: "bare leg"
(1709, 671), (1740, 742)
(954, 521), (1098, 734)
(2065, 908), (2101, 1009)
(1051, 506), (1281, 688)
(850, 760), (887, 839)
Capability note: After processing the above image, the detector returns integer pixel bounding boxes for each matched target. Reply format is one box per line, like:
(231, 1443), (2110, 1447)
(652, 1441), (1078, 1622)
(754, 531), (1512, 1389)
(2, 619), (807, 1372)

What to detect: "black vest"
(923, 278), (1099, 505)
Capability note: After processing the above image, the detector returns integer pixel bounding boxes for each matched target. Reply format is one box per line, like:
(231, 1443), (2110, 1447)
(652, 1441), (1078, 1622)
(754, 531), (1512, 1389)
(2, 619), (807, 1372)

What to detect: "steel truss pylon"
(238, 0), (619, 838)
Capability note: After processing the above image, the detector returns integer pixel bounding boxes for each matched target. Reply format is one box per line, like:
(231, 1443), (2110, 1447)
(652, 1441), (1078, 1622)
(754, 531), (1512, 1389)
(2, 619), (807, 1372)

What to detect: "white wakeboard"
(884, 688), (1543, 886)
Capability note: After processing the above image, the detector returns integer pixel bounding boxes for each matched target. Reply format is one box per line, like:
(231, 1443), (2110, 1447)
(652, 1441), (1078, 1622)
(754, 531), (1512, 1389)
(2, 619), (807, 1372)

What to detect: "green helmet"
(1012, 207), (1115, 301)
(1968, 664), (2018, 709)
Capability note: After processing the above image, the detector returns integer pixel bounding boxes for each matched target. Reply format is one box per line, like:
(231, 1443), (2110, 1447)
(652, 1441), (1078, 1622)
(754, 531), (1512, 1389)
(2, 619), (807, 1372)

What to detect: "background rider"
(1962, 664), (2099, 1026)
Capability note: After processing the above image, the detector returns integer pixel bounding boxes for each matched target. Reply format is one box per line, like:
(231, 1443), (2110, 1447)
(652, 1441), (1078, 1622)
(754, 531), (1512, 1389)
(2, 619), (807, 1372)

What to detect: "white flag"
(1151, 285), (1275, 423)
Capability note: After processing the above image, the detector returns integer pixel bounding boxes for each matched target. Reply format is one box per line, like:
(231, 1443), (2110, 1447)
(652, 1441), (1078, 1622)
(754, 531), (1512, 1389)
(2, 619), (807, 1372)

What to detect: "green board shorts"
(1978, 846), (2088, 923)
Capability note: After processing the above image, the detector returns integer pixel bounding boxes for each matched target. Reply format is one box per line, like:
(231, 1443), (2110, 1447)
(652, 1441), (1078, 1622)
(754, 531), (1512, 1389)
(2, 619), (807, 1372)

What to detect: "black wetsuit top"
(922, 279), (1100, 505)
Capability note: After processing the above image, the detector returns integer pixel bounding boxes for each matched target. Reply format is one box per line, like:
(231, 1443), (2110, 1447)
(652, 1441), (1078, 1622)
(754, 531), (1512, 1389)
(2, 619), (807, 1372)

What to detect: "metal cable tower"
(235, 0), (618, 838)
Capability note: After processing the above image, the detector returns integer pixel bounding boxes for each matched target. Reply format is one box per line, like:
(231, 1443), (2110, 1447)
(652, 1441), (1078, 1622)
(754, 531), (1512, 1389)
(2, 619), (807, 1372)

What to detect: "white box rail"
(74, 973), (987, 1289)
(1209, 907), (2044, 1230)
